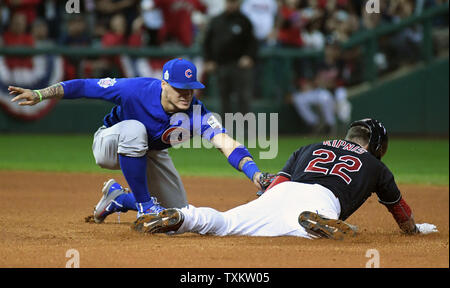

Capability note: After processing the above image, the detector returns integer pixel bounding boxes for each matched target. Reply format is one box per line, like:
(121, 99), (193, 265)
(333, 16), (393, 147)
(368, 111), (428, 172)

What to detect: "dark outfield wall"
(349, 57), (449, 135)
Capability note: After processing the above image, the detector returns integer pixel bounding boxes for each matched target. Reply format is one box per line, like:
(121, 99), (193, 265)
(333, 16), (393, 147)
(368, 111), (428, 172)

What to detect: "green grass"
(0, 134), (448, 185)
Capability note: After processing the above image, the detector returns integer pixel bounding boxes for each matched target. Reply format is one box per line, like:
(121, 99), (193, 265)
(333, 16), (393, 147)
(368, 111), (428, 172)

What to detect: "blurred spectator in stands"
(96, 0), (138, 34)
(276, 0), (305, 99)
(31, 17), (53, 48)
(154, 0), (207, 47)
(39, 0), (64, 42)
(90, 13), (142, 78)
(2, 12), (34, 69)
(240, 0), (278, 101)
(129, 16), (145, 47)
(141, 0), (164, 46)
(385, 0), (423, 68)
(192, 0), (226, 39)
(291, 37), (352, 135)
(0, 4), (5, 41)
(202, 0), (226, 17)
(277, 0), (304, 48)
(203, 0), (258, 116)
(59, 14), (91, 79)
(96, 13), (129, 78)
(295, 10), (325, 83)
(429, 0), (449, 54)
(59, 14), (91, 47)
(323, 0), (359, 43)
(359, 0), (391, 74)
(102, 13), (128, 46)
(301, 9), (325, 51)
(5, 0), (41, 25)
(101, 13), (143, 47)
(240, 0), (278, 46)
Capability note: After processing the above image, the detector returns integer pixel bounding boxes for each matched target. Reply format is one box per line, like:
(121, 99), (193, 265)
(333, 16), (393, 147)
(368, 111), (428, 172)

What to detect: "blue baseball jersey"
(61, 77), (226, 150)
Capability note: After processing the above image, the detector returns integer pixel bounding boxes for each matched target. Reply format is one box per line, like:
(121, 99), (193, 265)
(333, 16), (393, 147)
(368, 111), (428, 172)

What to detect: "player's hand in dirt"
(9, 86), (40, 106)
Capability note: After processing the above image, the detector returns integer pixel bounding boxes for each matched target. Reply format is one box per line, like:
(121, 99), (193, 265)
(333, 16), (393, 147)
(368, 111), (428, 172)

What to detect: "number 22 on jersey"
(304, 149), (362, 184)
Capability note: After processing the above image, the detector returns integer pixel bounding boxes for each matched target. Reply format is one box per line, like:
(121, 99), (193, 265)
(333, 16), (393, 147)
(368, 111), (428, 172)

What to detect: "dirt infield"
(0, 171), (448, 268)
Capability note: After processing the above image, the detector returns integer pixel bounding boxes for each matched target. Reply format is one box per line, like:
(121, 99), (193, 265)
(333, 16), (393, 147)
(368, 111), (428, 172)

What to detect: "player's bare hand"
(9, 86), (40, 106)
(253, 172), (263, 190)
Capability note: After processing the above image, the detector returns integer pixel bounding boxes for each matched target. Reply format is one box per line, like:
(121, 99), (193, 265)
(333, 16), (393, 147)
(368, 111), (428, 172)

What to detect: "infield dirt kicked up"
(0, 171), (448, 268)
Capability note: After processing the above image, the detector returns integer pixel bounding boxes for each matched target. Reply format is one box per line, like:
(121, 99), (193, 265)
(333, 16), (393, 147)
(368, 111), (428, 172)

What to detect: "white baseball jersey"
(240, 0), (278, 40)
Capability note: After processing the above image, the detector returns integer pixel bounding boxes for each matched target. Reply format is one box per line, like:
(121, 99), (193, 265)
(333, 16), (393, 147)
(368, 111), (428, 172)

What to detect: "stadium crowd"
(0, 0), (448, 132)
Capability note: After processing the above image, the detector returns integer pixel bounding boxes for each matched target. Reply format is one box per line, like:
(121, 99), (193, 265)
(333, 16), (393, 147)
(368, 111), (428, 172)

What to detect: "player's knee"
(117, 120), (148, 157)
(96, 157), (121, 170)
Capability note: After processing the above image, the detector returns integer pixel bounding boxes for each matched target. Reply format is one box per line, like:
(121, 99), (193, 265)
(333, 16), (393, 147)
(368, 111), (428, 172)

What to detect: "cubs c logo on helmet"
(185, 69), (193, 79)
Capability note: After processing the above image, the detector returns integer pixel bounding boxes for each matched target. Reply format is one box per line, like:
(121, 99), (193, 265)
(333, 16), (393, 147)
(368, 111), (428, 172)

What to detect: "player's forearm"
(216, 144), (254, 171)
(384, 198), (419, 234)
(34, 83), (64, 101)
(211, 133), (240, 157)
(211, 134), (261, 182)
(212, 136), (252, 170)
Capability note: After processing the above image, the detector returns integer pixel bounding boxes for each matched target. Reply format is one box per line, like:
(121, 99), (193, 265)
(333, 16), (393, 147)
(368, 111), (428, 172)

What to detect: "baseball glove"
(256, 172), (277, 197)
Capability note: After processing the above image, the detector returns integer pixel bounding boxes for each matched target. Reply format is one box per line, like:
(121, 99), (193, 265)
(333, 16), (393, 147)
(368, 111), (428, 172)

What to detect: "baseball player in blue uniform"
(9, 58), (265, 223)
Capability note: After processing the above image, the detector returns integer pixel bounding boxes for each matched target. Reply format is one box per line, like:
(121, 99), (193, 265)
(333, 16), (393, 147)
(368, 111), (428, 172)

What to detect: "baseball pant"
(177, 181), (341, 238)
(92, 120), (188, 208)
(292, 89), (336, 127)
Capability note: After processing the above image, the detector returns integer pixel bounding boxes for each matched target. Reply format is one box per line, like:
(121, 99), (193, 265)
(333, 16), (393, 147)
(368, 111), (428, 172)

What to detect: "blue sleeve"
(192, 99), (226, 140)
(61, 78), (130, 105)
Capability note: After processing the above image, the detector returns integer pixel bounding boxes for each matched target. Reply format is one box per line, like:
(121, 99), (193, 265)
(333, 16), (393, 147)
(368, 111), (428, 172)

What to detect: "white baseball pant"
(177, 181), (341, 238)
(292, 89), (336, 127)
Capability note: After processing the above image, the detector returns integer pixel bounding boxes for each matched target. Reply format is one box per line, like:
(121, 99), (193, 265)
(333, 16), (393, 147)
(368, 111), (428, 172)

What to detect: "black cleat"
(298, 211), (358, 240)
(132, 208), (184, 234)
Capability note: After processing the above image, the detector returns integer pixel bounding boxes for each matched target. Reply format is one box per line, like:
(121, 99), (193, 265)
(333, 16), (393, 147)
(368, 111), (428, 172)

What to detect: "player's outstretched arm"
(210, 133), (262, 190)
(9, 84), (64, 106)
(384, 198), (438, 235)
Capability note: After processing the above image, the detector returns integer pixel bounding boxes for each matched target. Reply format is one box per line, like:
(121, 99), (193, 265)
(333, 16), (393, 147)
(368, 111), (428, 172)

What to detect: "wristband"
(241, 161), (260, 181)
(34, 90), (43, 102)
(227, 145), (252, 170)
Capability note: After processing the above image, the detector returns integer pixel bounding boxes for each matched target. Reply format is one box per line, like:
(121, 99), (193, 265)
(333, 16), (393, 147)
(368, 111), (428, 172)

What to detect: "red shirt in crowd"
(5, 0), (42, 25)
(2, 31), (34, 68)
(102, 33), (142, 47)
(102, 33), (126, 47)
(277, 5), (304, 47)
(154, 0), (207, 47)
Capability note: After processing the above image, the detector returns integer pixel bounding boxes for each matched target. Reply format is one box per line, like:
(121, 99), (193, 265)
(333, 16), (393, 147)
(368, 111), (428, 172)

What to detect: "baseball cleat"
(136, 197), (166, 218)
(93, 179), (127, 223)
(132, 208), (184, 234)
(298, 211), (358, 240)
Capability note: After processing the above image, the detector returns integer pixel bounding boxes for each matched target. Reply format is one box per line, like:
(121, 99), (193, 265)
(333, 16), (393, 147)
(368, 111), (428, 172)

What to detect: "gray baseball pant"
(91, 119), (188, 208)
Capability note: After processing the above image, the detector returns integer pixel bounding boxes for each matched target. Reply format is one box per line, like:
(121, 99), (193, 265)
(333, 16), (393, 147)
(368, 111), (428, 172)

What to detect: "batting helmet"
(349, 118), (388, 159)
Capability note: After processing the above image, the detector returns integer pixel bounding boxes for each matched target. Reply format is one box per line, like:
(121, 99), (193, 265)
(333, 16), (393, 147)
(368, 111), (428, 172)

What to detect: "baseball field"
(0, 134), (448, 268)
